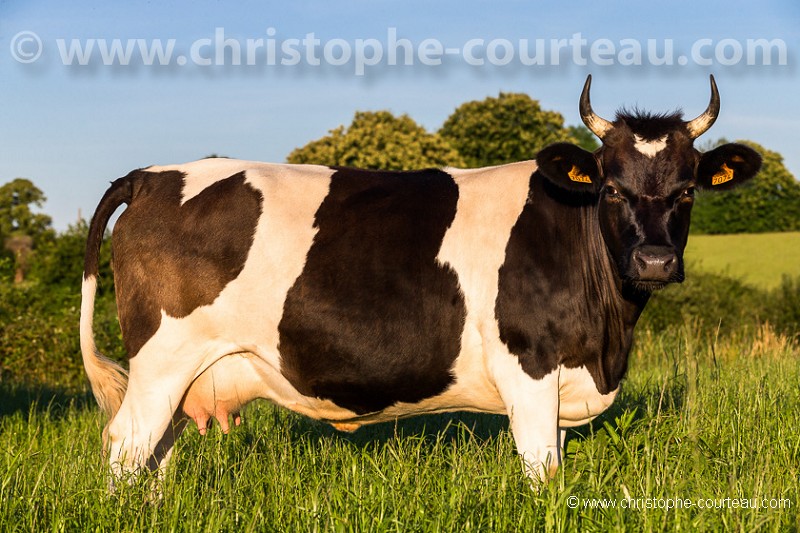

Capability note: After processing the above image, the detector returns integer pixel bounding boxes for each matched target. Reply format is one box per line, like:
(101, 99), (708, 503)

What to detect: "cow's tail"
(80, 176), (132, 420)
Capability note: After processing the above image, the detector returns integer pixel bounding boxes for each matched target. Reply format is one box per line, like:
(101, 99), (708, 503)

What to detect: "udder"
(180, 353), (267, 434)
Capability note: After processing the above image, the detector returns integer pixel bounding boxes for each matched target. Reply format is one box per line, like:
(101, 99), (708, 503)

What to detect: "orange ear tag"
(568, 165), (592, 183)
(711, 163), (734, 186)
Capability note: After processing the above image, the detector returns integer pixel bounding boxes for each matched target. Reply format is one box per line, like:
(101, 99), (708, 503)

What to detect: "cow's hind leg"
(105, 344), (198, 479)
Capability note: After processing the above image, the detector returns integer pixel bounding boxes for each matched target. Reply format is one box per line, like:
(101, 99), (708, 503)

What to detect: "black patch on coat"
(278, 167), (466, 415)
(495, 172), (642, 394)
(112, 170), (262, 357)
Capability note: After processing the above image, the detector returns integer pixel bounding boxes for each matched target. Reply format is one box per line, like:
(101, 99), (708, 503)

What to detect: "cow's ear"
(536, 143), (601, 192)
(696, 143), (761, 190)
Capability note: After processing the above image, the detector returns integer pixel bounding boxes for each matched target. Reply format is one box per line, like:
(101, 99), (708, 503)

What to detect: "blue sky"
(1, 0), (798, 229)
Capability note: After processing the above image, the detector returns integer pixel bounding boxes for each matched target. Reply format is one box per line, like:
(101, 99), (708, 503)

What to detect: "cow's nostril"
(632, 250), (646, 269)
(662, 254), (676, 271)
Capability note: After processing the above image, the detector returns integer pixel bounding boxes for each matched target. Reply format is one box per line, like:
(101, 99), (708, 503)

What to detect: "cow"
(80, 75), (761, 484)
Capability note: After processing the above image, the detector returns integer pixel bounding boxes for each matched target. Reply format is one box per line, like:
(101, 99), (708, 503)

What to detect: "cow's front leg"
(493, 354), (560, 484)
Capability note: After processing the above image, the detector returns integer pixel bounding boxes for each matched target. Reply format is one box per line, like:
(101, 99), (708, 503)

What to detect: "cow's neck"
(495, 173), (647, 394)
(547, 175), (649, 391)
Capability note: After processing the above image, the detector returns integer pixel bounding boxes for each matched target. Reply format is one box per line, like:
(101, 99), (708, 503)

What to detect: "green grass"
(685, 232), (800, 290)
(2, 327), (799, 531)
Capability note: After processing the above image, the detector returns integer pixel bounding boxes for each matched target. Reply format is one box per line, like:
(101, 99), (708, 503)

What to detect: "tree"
(691, 141), (800, 234)
(0, 179), (54, 283)
(566, 125), (601, 153)
(439, 92), (591, 168)
(287, 111), (465, 170)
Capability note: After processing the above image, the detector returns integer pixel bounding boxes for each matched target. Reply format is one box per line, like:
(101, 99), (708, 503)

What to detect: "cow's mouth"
(629, 279), (670, 292)
(627, 270), (685, 292)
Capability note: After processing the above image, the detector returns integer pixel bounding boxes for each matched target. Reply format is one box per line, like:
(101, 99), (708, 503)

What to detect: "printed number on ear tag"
(711, 163), (734, 186)
(568, 166), (592, 183)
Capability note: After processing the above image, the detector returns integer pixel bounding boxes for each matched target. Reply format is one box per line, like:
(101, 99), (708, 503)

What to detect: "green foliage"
(0, 283), (123, 387)
(692, 141), (800, 234)
(0, 223), (119, 386)
(287, 111), (465, 170)
(0, 178), (53, 240)
(28, 219), (113, 291)
(0, 284), (82, 386)
(640, 270), (766, 335)
(566, 125), (601, 153)
(438, 92), (581, 168)
(771, 275), (800, 336)
(0, 179), (55, 283)
(641, 268), (799, 340)
(0, 254), (12, 282)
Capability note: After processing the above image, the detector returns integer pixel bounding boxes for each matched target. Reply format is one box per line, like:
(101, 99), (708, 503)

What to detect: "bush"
(641, 269), (765, 334)
(0, 224), (120, 388)
(768, 276), (800, 340)
(28, 220), (114, 293)
(0, 283), (123, 389)
(640, 268), (800, 340)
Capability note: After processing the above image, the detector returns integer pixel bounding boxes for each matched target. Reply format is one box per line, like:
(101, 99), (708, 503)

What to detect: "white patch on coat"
(558, 365), (619, 427)
(633, 134), (668, 157)
(146, 159), (333, 206)
(422, 160), (537, 414)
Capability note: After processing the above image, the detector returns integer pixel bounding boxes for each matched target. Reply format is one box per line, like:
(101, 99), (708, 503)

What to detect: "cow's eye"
(604, 185), (620, 197)
(681, 187), (695, 199)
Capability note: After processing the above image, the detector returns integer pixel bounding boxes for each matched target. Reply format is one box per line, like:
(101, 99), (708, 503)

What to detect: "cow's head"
(537, 76), (761, 291)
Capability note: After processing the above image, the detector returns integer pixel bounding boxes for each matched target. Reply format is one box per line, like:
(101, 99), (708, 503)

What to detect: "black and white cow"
(80, 76), (761, 482)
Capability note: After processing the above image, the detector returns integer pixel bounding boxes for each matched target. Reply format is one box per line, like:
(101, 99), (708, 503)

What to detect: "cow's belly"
(181, 356), (619, 432)
(557, 365), (619, 427)
(180, 347), (507, 432)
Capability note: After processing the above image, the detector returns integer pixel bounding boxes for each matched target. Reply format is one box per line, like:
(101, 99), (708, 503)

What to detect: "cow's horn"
(685, 75), (720, 139)
(579, 75), (614, 140)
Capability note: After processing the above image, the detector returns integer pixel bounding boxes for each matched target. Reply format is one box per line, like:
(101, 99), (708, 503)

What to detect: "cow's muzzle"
(631, 245), (680, 283)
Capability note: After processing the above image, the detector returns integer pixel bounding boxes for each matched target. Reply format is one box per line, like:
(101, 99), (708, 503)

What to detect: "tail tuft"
(80, 275), (128, 419)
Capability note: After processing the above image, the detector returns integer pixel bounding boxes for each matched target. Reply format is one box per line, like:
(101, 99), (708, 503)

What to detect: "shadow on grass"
(283, 410), (511, 449)
(0, 381), (94, 420)
(563, 372), (688, 449)
(1, 365), (689, 460)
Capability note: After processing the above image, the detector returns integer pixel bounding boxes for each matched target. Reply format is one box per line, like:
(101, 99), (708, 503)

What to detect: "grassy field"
(685, 232), (800, 290)
(2, 327), (798, 531)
